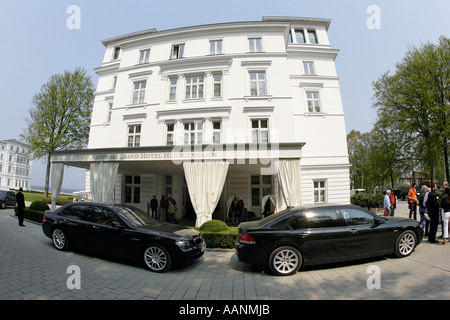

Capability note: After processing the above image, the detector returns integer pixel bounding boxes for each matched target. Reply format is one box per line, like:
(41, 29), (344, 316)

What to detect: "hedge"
(14, 207), (45, 223)
(350, 193), (384, 209)
(194, 220), (238, 248)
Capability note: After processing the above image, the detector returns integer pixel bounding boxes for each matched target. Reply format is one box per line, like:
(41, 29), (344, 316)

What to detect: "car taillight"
(239, 234), (256, 244)
(42, 215), (46, 222)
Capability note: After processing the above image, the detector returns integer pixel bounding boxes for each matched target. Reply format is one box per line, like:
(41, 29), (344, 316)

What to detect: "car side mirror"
(111, 221), (124, 229)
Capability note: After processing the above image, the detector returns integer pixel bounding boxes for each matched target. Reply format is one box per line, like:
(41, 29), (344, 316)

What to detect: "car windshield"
(0, 191), (6, 196)
(115, 205), (157, 227)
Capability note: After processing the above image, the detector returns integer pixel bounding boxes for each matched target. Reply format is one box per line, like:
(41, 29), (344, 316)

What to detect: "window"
(93, 206), (121, 226)
(127, 124), (141, 147)
(185, 75), (204, 99)
(251, 119), (269, 143)
(171, 43), (185, 59)
(251, 175), (272, 206)
(113, 47), (121, 60)
(139, 49), (150, 64)
(308, 30), (318, 44)
(184, 122), (202, 145)
(295, 29), (306, 43)
(306, 209), (340, 228)
(168, 77), (177, 101)
(249, 71), (266, 96)
(165, 175), (172, 196)
(107, 102), (113, 123)
(306, 92), (321, 113)
(62, 204), (92, 222)
(303, 61), (316, 75)
(289, 212), (309, 229)
(340, 208), (375, 226)
(166, 123), (174, 146)
(313, 181), (326, 203)
(248, 37), (262, 52)
(209, 40), (222, 55)
(132, 81), (146, 104)
(212, 121), (221, 144)
(125, 175), (140, 204)
(213, 74), (222, 97)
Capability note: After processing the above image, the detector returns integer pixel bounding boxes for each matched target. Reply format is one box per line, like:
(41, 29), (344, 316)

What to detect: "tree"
(21, 68), (94, 197)
(373, 36), (450, 182)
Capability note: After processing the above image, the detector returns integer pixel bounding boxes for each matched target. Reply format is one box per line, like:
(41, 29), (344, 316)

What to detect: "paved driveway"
(1, 203), (449, 301)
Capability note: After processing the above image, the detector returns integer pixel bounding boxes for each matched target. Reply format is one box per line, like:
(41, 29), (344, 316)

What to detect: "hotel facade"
(0, 139), (33, 190)
(51, 17), (350, 226)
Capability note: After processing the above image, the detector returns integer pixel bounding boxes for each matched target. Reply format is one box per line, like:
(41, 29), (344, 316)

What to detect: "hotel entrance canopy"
(50, 142), (305, 227)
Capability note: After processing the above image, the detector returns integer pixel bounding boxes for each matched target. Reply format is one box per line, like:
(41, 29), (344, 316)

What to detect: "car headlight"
(175, 240), (193, 251)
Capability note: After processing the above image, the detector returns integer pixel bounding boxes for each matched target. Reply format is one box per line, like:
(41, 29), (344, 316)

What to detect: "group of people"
(229, 196), (248, 225)
(150, 194), (178, 223)
(385, 181), (450, 245)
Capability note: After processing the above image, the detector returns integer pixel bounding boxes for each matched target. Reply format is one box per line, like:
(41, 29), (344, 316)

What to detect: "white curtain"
(90, 162), (119, 203)
(261, 194), (277, 214)
(51, 163), (65, 210)
(183, 161), (229, 227)
(276, 159), (302, 209)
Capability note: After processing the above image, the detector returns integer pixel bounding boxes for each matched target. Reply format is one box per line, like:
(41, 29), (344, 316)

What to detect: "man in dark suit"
(16, 187), (25, 227)
(150, 195), (158, 219)
(427, 183), (440, 243)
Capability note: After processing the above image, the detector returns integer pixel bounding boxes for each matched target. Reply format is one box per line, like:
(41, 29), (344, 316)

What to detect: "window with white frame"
(166, 123), (174, 146)
(295, 29), (306, 43)
(213, 73), (222, 97)
(168, 77), (177, 101)
(212, 121), (221, 144)
(127, 124), (141, 147)
(249, 71), (267, 96)
(139, 49), (150, 64)
(125, 175), (140, 204)
(185, 75), (204, 99)
(303, 61), (316, 75)
(171, 43), (185, 59)
(248, 37), (262, 52)
(251, 119), (269, 143)
(308, 30), (318, 44)
(209, 40), (223, 55)
(306, 91), (321, 113)
(251, 175), (272, 207)
(132, 81), (146, 104)
(184, 122), (203, 145)
(313, 180), (326, 203)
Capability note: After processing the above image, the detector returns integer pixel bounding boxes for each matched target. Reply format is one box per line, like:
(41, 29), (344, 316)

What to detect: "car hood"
(137, 222), (200, 239)
(383, 216), (419, 225)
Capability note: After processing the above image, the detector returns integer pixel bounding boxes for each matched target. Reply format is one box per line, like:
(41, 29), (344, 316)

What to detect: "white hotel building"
(0, 139), (33, 190)
(51, 17), (350, 226)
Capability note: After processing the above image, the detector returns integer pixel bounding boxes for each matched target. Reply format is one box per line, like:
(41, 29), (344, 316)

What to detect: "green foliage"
(350, 193), (384, 209)
(29, 201), (50, 212)
(199, 219), (229, 232)
(193, 220), (238, 248)
(14, 207), (45, 223)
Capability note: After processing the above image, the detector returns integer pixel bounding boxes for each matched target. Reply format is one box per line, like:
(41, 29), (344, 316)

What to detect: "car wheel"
(52, 228), (69, 251)
(142, 244), (172, 273)
(0, 201), (5, 209)
(394, 230), (416, 258)
(269, 246), (302, 276)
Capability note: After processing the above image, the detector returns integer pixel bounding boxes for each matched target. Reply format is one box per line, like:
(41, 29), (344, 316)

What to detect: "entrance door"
(183, 186), (195, 219)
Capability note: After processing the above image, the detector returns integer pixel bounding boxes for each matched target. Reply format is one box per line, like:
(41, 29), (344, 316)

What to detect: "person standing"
(389, 190), (396, 216)
(150, 195), (158, 219)
(440, 187), (450, 245)
(418, 185), (428, 231)
(427, 183), (440, 243)
(408, 183), (418, 220)
(168, 199), (175, 223)
(16, 187), (25, 227)
(160, 195), (167, 221)
(384, 190), (391, 216)
(439, 181), (449, 238)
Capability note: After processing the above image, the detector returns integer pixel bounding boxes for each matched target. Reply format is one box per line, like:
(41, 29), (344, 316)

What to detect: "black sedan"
(235, 205), (423, 276)
(42, 202), (205, 272)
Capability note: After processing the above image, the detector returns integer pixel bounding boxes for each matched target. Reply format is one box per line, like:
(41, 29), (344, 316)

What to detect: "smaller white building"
(0, 139), (33, 190)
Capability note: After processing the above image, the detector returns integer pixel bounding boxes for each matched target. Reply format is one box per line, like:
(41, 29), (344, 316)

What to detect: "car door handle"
(348, 229), (358, 234)
(299, 232), (309, 238)
(92, 225), (101, 229)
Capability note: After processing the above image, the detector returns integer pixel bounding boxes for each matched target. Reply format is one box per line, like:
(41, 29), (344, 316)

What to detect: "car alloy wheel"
(143, 244), (171, 273)
(52, 228), (68, 251)
(1, 202), (5, 209)
(395, 230), (416, 257)
(269, 246), (302, 276)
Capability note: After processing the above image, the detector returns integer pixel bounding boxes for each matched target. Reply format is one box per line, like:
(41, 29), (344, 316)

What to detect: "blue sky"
(1, 0), (448, 190)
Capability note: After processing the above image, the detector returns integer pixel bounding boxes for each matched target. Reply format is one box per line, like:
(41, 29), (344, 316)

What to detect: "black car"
(235, 205), (423, 276)
(42, 202), (205, 272)
(0, 190), (16, 209)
